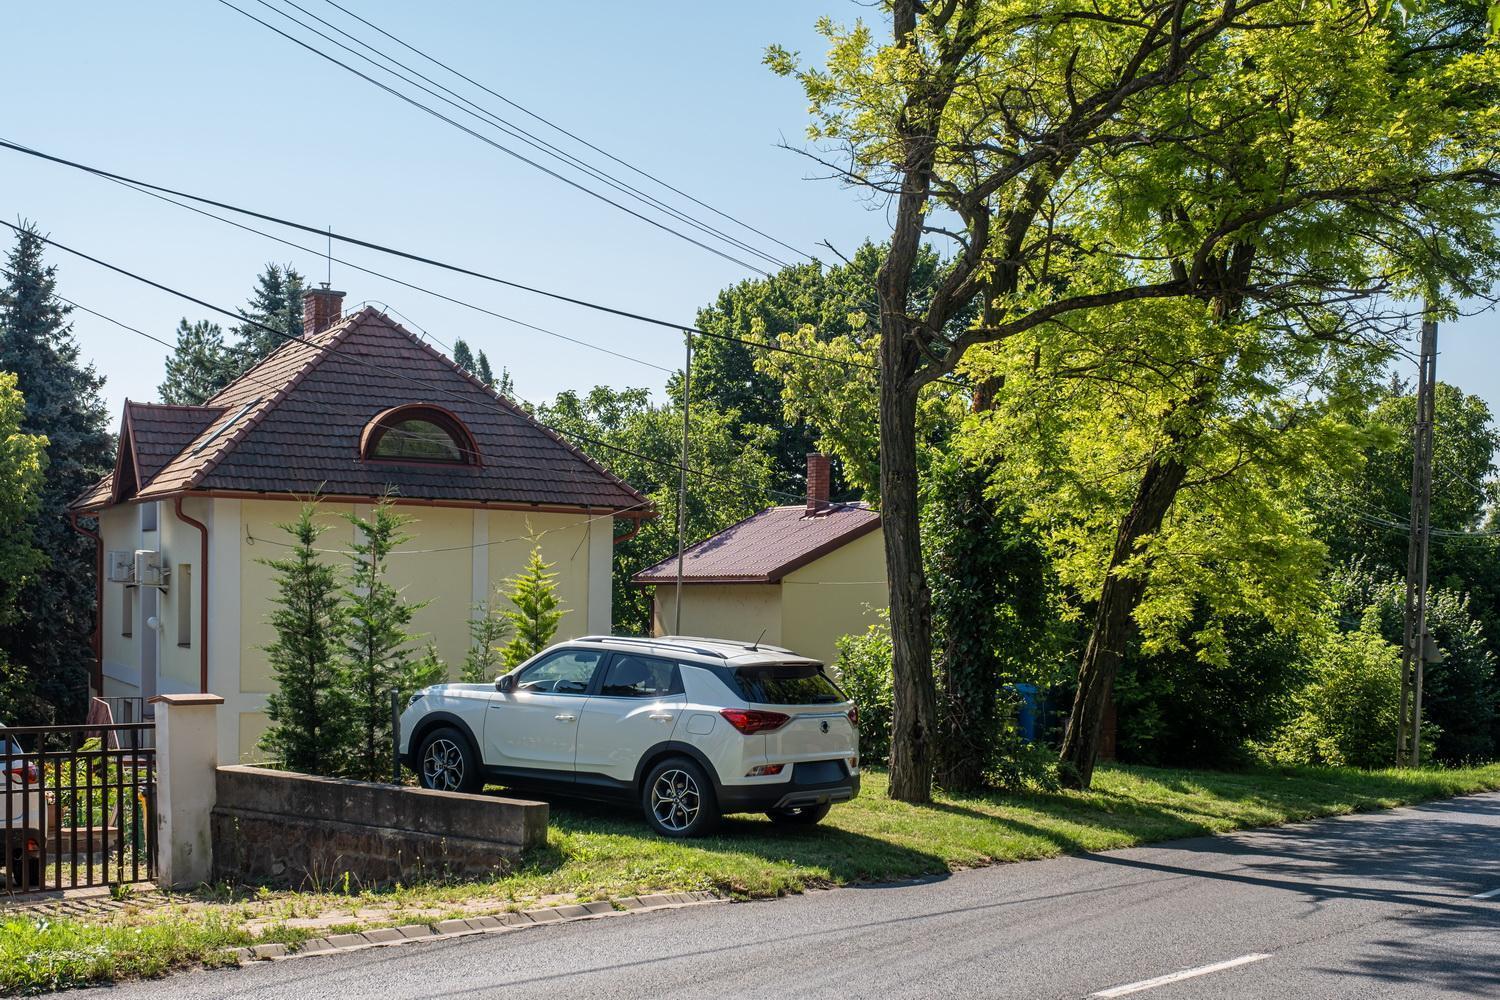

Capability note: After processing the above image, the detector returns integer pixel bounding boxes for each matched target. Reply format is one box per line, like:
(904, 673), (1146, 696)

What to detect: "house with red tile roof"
(632, 454), (886, 666)
(71, 288), (649, 763)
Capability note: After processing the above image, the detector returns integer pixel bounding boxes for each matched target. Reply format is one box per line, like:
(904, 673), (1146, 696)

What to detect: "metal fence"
(1, 721), (157, 895)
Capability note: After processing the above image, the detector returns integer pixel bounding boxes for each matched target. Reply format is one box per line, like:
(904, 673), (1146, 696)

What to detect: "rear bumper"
(716, 762), (860, 813)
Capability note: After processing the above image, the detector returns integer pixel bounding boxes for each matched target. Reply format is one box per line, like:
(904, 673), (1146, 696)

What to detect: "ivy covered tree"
(259, 504), (351, 774)
(500, 547), (566, 667)
(0, 222), (113, 725)
(158, 319), (239, 405)
(339, 499), (436, 781)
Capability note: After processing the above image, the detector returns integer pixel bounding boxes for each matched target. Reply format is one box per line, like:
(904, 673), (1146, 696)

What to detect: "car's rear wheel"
(417, 727), (481, 794)
(766, 802), (831, 826)
(641, 757), (719, 838)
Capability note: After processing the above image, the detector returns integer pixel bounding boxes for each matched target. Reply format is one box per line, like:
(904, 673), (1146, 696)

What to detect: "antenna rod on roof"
(327, 225), (333, 287)
(749, 628), (766, 651)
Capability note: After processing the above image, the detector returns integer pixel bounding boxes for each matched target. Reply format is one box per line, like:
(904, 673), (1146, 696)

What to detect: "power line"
(215, 0), (774, 277)
(315, 0), (816, 265)
(1, 221), (841, 510)
(0, 138), (886, 378)
(255, 0), (794, 272)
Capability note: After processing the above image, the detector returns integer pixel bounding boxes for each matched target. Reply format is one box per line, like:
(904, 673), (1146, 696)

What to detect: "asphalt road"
(83, 792), (1500, 999)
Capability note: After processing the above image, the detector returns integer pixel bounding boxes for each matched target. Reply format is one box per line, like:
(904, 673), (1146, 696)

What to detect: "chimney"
(303, 284), (345, 335)
(806, 452), (831, 514)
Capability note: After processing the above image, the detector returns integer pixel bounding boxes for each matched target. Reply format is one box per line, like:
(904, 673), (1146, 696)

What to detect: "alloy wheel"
(422, 738), (465, 791)
(650, 768), (701, 832)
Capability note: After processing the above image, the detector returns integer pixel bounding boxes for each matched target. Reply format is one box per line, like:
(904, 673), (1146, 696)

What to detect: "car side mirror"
(495, 674), (515, 694)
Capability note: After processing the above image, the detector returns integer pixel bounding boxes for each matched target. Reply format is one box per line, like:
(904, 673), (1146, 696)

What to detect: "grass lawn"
(6, 762), (1500, 993)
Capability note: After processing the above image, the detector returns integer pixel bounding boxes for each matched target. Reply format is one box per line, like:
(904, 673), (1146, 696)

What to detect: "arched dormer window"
(361, 404), (479, 465)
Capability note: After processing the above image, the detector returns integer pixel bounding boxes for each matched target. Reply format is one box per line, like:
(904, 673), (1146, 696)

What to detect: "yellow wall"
(485, 509), (595, 645)
(654, 584), (782, 647)
(98, 505), (140, 691)
(646, 527), (887, 667)
(238, 500), (357, 694)
(158, 502), (200, 692)
(781, 528), (887, 665)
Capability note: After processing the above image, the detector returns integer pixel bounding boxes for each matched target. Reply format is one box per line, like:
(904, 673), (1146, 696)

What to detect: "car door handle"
(554, 713), (576, 722)
(648, 712), (674, 722)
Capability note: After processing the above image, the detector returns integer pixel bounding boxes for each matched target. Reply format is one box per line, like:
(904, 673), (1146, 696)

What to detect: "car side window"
(598, 655), (681, 698)
(516, 649), (604, 695)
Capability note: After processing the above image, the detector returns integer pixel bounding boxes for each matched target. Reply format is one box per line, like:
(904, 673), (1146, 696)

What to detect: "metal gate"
(1, 719), (156, 895)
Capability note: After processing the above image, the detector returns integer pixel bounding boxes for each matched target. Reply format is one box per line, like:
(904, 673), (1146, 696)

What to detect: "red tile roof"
(632, 503), (881, 585)
(72, 307), (649, 514)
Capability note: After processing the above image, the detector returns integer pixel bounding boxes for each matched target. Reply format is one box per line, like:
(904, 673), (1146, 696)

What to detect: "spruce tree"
(259, 504), (350, 775)
(339, 499), (430, 782)
(500, 547), (567, 667)
(474, 351), (495, 390)
(0, 222), (112, 724)
(459, 595), (512, 682)
(158, 319), (239, 405)
(232, 263), (304, 365)
(451, 337), (475, 373)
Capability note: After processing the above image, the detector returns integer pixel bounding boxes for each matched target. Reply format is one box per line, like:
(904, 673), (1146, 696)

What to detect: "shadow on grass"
(495, 788), (952, 889)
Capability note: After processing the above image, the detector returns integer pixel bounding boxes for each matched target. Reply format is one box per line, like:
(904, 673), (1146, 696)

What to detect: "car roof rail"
(573, 635), (729, 659)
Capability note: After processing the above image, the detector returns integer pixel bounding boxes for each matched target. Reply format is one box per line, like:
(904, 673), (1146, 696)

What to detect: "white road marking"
(1091, 954), (1272, 997)
(1471, 887), (1500, 900)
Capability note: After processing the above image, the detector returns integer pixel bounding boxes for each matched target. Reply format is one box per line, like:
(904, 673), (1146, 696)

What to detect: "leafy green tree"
(0, 372), (47, 721)
(451, 338), (476, 374)
(232, 263), (304, 365)
(772, 0), (1500, 796)
(339, 499), (430, 782)
(459, 595), (512, 682)
(258, 504), (351, 775)
(537, 385), (775, 636)
(499, 547), (566, 667)
(0, 222), (113, 725)
(158, 319), (239, 405)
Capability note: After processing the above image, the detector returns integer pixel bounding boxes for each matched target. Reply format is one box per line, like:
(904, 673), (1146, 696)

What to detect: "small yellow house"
(70, 290), (648, 763)
(632, 454), (886, 666)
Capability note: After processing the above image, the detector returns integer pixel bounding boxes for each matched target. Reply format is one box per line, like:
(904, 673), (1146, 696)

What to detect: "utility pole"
(674, 331), (692, 635)
(1398, 308), (1437, 767)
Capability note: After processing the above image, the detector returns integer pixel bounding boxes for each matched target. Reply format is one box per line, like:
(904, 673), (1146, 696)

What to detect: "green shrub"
(1266, 630), (1415, 769)
(833, 625), (894, 766)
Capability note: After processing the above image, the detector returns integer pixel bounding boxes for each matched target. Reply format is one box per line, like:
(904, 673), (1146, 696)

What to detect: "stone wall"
(211, 765), (548, 888)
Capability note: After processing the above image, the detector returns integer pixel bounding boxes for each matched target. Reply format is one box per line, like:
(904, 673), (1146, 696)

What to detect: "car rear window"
(724, 663), (845, 705)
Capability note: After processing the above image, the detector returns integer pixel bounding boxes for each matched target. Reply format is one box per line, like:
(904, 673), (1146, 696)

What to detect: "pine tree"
(158, 319), (239, 405)
(0, 222), (112, 724)
(451, 338), (475, 373)
(496, 365), (515, 398)
(338, 499), (430, 782)
(258, 504), (351, 775)
(474, 351), (495, 390)
(459, 595), (512, 682)
(232, 263), (305, 365)
(500, 547), (567, 667)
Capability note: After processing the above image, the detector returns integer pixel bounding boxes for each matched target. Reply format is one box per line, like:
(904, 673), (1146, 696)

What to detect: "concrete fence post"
(151, 692), (224, 890)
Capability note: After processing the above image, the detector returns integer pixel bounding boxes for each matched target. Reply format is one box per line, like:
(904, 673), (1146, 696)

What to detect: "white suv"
(398, 636), (860, 836)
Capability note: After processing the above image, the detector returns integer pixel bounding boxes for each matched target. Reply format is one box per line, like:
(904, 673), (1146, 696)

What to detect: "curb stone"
(230, 891), (723, 965)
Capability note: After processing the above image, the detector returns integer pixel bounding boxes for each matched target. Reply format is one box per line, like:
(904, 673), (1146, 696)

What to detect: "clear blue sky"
(3, 0), (1494, 429)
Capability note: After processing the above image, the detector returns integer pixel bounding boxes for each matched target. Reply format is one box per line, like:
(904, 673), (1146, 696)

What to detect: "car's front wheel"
(767, 802), (831, 826)
(416, 727), (481, 794)
(641, 757), (719, 837)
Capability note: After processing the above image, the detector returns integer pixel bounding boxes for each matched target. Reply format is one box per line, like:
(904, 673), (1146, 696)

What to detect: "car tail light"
(4, 763), (36, 784)
(24, 837), (39, 853)
(847, 705), (859, 728)
(719, 709), (790, 735)
(746, 764), (785, 777)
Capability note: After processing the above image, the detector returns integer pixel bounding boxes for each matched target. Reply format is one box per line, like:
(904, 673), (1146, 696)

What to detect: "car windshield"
(726, 663), (845, 705)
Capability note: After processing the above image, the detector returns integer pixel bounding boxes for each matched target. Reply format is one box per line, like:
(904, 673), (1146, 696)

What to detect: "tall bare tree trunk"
(1058, 452), (1188, 788)
(879, 329), (939, 802)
